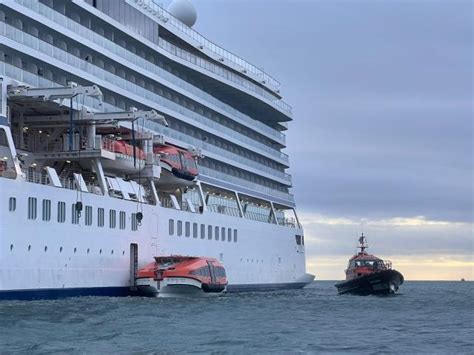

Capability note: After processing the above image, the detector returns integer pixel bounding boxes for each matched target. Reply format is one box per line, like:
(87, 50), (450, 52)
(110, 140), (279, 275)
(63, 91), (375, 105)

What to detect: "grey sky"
(187, 0), (472, 224)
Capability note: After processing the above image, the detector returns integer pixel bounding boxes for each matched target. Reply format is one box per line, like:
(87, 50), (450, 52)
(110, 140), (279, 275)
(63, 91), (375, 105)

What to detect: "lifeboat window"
(228, 228), (232, 242)
(109, 209), (116, 229)
(355, 260), (376, 267)
(215, 226), (219, 241)
(233, 229), (238, 243)
(85, 206), (93, 226)
(27, 197), (37, 220)
(177, 220), (182, 236)
(42, 199), (51, 221)
(193, 223), (198, 238)
(208, 225), (212, 240)
(8, 197), (16, 212)
(119, 211), (126, 230)
(169, 219), (174, 235)
(215, 266), (226, 278)
(57, 201), (66, 223)
(97, 208), (104, 227)
(200, 224), (205, 239)
(185, 221), (190, 237)
(221, 227), (226, 241)
(71, 204), (80, 225)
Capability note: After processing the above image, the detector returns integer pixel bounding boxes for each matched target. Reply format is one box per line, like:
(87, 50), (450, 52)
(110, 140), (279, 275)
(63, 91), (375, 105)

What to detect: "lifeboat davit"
(154, 145), (198, 190)
(335, 234), (404, 295)
(136, 256), (227, 297)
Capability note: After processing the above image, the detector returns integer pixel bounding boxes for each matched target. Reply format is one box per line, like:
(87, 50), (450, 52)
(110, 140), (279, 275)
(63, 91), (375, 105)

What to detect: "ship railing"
(207, 204), (241, 217)
(21, 167), (101, 193)
(277, 217), (297, 228)
(135, 0), (281, 91)
(11, 0), (287, 142)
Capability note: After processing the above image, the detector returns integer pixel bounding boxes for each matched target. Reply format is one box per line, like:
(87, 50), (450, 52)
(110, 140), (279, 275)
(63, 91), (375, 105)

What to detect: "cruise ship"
(0, 0), (314, 299)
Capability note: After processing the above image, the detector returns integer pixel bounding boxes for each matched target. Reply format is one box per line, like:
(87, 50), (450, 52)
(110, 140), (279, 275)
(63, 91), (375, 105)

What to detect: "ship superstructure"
(0, 0), (313, 299)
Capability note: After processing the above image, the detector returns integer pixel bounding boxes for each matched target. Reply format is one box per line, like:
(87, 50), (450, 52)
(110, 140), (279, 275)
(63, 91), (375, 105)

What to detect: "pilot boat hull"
(335, 269), (404, 295)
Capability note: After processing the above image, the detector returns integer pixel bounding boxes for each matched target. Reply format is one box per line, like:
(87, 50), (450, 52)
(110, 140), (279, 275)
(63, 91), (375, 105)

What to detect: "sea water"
(0, 281), (472, 353)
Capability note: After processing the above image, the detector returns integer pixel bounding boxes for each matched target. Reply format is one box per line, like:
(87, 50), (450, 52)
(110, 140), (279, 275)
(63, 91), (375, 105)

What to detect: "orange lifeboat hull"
(135, 256), (227, 297)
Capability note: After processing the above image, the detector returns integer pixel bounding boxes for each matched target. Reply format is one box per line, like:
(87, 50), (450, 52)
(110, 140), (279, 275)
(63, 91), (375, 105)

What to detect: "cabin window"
(71, 204), (80, 224)
(193, 223), (198, 238)
(208, 225), (212, 240)
(228, 228), (232, 242)
(200, 224), (205, 239)
(119, 211), (126, 230)
(185, 221), (190, 237)
(27, 197), (37, 220)
(215, 226), (219, 241)
(295, 235), (302, 245)
(98, 208), (104, 227)
(131, 213), (138, 231)
(233, 229), (238, 243)
(85, 206), (93, 226)
(177, 220), (182, 236)
(221, 227), (226, 241)
(169, 219), (174, 235)
(109, 209), (116, 229)
(42, 199), (51, 221)
(57, 201), (66, 223)
(8, 197), (16, 212)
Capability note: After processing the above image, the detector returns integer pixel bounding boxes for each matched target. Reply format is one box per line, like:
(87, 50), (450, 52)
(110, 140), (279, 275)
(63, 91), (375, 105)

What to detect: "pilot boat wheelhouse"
(335, 234), (404, 295)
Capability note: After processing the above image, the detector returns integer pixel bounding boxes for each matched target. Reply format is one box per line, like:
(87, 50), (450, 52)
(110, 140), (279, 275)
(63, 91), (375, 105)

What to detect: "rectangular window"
(200, 224), (205, 239)
(221, 227), (226, 241)
(119, 211), (126, 230)
(208, 225), (212, 240)
(228, 228), (232, 242)
(131, 213), (138, 231)
(109, 209), (116, 228)
(169, 219), (174, 235)
(233, 229), (238, 243)
(185, 221), (190, 237)
(85, 206), (93, 226)
(98, 208), (104, 227)
(57, 201), (66, 223)
(8, 197), (16, 212)
(193, 223), (198, 238)
(42, 199), (51, 221)
(215, 226), (219, 241)
(177, 220), (182, 236)
(71, 204), (80, 224)
(27, 197), (37, 220)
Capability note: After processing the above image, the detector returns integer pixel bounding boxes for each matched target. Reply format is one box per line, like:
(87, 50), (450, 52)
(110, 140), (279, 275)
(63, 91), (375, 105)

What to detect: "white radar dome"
(167, 0), (197, 27)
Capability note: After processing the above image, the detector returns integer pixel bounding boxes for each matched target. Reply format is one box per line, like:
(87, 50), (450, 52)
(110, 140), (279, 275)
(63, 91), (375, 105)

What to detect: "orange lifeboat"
(153, 145), (199, 190)
(136, 256), (227, 297)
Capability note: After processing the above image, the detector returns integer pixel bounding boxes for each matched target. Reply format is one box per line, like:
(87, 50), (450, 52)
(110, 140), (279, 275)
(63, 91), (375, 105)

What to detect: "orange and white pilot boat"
(136, 256), (227, 297)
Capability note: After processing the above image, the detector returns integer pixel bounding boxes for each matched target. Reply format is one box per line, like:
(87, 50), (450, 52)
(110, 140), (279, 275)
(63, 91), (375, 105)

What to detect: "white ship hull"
(0, 178), (312, 299)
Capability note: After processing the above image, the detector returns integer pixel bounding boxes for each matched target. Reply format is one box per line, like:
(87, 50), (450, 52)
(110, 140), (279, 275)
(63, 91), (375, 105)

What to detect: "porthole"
(111, 250), (114, 255)
(44, 246), (48, 252)
(28, 245), (31, 251)
(74, 247), (77, 253)
(87, 248), (90, 254)
(10, 244), (13, 251)
(99, 249), (102, 254)
(122, 250), (125, 255)
(60, 247), (63, 253)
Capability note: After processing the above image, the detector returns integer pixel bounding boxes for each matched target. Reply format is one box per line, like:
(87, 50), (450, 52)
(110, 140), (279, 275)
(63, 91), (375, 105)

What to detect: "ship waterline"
(0, 0), (313, 299)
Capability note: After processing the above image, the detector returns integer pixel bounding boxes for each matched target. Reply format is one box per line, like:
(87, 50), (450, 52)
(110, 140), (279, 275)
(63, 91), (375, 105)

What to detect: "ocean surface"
(0, 281), (472, 353)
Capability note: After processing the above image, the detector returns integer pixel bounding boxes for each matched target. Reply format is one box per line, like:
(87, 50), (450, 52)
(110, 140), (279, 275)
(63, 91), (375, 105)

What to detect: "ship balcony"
(0, 23), (289, 165)
(5, 0), (287, 146)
